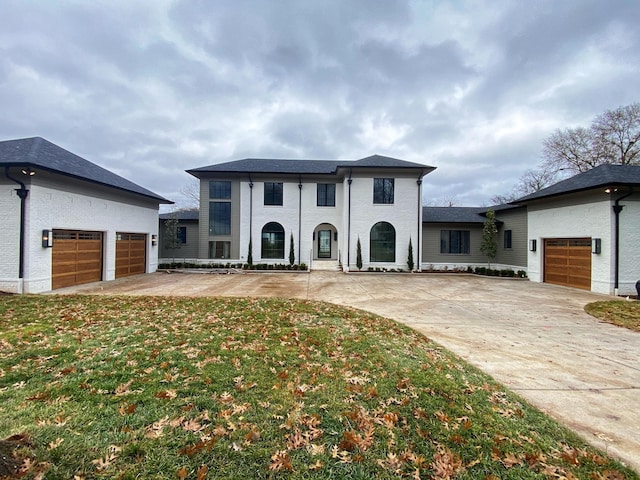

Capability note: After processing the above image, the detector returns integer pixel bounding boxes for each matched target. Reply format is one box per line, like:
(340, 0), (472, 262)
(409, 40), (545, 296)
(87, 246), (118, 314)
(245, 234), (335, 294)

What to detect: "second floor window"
(210, 181), (231, 199)
(210, 202), (231, 235)
(373, 178), (394, 204)
(317, 183), (336, 206)
(264, 182), (283, 206)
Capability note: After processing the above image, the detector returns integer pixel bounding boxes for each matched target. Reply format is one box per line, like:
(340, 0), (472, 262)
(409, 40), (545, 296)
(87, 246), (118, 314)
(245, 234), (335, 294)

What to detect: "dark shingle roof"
(0, 137), (171, 203)
(515, 164), (640, 203)
(159, 210), (199, 221)
(187, 154), (435, 176)
(422, 207), (487, 223)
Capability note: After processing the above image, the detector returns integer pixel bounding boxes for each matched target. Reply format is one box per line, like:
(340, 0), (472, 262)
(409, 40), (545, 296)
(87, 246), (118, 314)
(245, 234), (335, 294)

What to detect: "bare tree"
(490, 167), (558, 204)
(592, 102), (640, 166)
(542, 102), (640, 175)
(179, 178), (200, 210)
(428, 195), (458, 207)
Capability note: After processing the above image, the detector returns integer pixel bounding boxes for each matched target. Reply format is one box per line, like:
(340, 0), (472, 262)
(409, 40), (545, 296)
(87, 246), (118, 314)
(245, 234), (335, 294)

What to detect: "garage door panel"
(116, 233), (147, 278)
(52, 230), (103, 290)
(544, 238), (591, 290)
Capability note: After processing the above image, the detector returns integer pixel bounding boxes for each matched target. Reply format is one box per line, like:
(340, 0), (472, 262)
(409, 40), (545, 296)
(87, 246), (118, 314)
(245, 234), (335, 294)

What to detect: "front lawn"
(585, 300), (640, 332)
(0, 296), (636, 479)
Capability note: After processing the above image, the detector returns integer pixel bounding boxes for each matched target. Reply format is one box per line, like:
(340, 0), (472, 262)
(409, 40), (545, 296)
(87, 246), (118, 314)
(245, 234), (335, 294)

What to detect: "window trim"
(264, 182), (284, 206)
(373, 178), (394, 204)
(209, 201), (231, 236)
(209, 180), (231, 199)
(316, 183), (336, 207)
(440, 230), (470, 255)
(504, 229), (512, 249)
(370, 221), (396, 262)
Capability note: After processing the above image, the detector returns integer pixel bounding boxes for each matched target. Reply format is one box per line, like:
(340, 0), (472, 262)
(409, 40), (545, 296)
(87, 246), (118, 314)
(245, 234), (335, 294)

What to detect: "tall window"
(504, 230), (512, 249)
(261, 222), (285, 258)
(373, 178), (394, 204)
(210, 181), (231, 199)
(440, 230), (470, 254)
(317, 183), (336, 207)
(177, 227), (187, 244)
(210, 202), (231, 235)
(264, 182), (283, 206)
(370, 222), (396, 262)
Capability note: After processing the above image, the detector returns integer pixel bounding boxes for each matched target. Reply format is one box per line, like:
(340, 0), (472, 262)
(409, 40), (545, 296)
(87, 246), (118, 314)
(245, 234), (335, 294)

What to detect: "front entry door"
(318, 230), (331, 258)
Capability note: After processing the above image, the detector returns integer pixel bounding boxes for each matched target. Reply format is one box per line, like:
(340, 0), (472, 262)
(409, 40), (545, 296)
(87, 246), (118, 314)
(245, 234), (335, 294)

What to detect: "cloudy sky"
(1, 0), (638, 209)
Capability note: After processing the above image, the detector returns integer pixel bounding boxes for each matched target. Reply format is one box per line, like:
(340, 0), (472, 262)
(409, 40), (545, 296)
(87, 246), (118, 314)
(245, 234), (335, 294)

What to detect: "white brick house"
(186, 156), (435, 271)
(1, 137), (171, 293)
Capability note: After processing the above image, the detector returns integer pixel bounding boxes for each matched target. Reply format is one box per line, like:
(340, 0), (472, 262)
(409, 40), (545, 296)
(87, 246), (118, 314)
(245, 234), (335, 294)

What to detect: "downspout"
(248, 173), (253, 255)
(347, 170), (353, 270)
(416, 176), (423, 271)
(612, 190), (633, 293)
(298, 176), (302, 265)
(4, 166), (29, 288)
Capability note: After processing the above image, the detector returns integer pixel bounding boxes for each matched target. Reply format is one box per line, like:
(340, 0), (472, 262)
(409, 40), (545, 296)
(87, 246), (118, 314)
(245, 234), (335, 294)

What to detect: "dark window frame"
(177, 226), (187, 244)
(209, 181), (231, 199)
(261, 222), (285, 259)
(504, 229), (512, 249)
(264, 182), (284, 206)
(209, 201), (231, 236)
(370, 221), (396, 262)
(440, 230), (470, 254)
(373, 178), (394, 204)
(317, 183), (336, 207)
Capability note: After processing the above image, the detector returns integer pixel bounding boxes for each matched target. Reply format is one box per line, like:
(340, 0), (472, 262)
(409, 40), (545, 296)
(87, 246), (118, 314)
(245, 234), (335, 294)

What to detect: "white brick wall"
(527, 197), (614, 294)
(618, 199), (640, 296)
(1, 175), (161, 293)
(0, 184), (20, 292)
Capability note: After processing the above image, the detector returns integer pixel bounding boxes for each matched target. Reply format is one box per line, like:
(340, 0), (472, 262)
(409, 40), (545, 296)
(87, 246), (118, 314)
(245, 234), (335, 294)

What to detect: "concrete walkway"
(57, 271), (640, 471)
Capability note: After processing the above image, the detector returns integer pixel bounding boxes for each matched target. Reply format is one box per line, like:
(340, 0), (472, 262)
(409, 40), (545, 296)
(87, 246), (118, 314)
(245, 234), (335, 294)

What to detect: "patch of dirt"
(0, 434), (31, 477)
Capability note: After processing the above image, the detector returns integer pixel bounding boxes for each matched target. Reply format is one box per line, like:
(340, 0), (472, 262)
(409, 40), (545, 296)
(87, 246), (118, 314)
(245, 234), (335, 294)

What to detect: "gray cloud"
(0, 0), (638, 209)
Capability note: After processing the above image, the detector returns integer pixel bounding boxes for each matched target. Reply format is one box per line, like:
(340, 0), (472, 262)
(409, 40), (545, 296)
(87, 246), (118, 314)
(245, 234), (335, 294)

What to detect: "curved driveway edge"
(55, 271), (640, 472)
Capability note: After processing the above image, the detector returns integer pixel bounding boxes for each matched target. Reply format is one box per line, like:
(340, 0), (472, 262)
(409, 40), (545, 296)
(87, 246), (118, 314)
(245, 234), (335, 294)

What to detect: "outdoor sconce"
(592, 238), (601, 254)
(151, 234), (158, 246)
(334, 232), (338, 241)
(42, 229), (53, 248)
(529, 239), (537, 252)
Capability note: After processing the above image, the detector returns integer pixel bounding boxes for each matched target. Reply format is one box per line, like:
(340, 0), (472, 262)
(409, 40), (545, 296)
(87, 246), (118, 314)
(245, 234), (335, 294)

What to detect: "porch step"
(310, 260), (341, 271)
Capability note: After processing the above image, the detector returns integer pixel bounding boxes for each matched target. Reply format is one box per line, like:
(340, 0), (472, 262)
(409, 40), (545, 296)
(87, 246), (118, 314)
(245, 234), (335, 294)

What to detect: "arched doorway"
(313, 223), (338, 261)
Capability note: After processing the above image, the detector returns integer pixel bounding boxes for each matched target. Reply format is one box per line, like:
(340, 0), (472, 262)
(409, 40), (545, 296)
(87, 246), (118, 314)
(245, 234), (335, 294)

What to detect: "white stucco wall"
(1, 174), (161, 293)
(527, 196), (614, 294)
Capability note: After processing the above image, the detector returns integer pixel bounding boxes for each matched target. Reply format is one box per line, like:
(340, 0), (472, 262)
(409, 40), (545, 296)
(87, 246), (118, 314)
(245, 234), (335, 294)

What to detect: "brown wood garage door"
(52, 230), (103, 290)
(544, 238), (592, 290)
(116, 233), (146, 278)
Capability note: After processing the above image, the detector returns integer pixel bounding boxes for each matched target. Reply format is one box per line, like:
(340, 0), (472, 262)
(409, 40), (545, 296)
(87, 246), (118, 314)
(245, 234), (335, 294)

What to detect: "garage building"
(1, 137), (172, 293)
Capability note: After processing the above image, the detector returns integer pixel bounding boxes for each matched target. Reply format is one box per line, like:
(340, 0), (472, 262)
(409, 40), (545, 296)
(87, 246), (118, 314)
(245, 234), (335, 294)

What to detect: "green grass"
(585, 300), (640, 332)
(0, 295), (637, 479)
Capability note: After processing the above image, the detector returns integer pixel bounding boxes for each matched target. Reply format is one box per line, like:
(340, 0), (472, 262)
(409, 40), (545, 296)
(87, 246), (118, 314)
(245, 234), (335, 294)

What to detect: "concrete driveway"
(57, 271), (640, 471)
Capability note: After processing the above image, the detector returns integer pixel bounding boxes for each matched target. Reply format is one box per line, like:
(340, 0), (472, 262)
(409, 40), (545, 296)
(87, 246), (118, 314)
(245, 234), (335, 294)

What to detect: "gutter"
(347, 169), (353, 270)
(4, 166), (29, 289)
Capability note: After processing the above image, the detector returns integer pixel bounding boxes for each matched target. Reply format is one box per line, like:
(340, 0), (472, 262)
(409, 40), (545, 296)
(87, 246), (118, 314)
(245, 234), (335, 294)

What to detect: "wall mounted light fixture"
(529, 239), (537, 252)
(592, 238), (601, 254)
(42, 229), (53, 248)
(151, 234), (158, 246)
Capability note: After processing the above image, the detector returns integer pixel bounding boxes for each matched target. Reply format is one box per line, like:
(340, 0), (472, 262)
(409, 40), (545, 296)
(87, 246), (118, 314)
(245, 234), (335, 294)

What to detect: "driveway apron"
(56, 271), (640, 471)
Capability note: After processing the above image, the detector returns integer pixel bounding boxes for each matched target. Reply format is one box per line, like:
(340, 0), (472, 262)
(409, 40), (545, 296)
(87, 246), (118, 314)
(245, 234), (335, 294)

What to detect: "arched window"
(261, 222), (285, 259)
(370, 222), (395, 262)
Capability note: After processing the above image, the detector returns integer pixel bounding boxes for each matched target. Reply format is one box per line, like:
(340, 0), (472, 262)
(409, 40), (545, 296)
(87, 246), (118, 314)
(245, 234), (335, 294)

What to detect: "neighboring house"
(421, 204), (528, 271)
(158, 210), (199, 260)
(186, 155), (435, 271)
(515, 164), (640, 295)
(0, 137), (172, 293)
